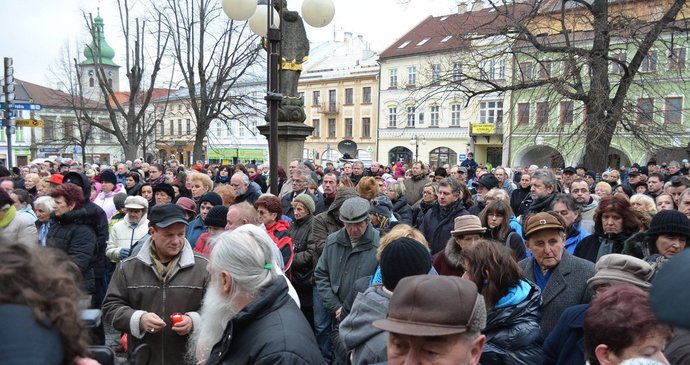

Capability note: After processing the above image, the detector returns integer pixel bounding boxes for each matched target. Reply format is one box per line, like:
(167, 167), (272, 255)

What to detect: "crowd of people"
(1, 155), (690, 364)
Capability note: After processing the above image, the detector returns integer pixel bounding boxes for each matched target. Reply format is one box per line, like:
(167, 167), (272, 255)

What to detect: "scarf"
(149, 243), (182, 284)
(529, 194), (556, 214)
(0, 205), (17, 229)
(218, 175), (229, 183)
(596, 232), (629, 262)
(39, 221), (52, 246)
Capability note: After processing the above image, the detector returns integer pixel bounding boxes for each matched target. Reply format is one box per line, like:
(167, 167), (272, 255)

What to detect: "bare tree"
(422, 0), (688, 171)
(78, 0), (171, 161)
(155, 0), (262, 162)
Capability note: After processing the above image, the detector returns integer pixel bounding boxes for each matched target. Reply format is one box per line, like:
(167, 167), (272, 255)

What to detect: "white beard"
(187, 279), (239, 364)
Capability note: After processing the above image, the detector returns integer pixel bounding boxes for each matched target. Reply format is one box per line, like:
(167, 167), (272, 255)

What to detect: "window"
(451, 104), (461, 126)
(536, 102), (549, 126)
(669, 48), (686, 71)
(637, 98), (654, 124)
(312, 119), (320, 137)
(406, 106), (416, 127)
(362, 87), (371, 103)
(345, 118), (353, 138)
(431, 64), (441, 83)
(239, 124), (245, 137)
(0, 128), (5, 142)
(101, 129), (111, 142)
(169, 120), (174, 135)
(398, 40), (411, 48)
(453, 63), (461, 82)
(441, 35), (453, 43)
(159, 120), (164, 136)
(44, 120), (54, 140)
(186, 119), (191, 134)
(519, 62), (534, 81)
(312, 91), (320, 105)
(408, 66), (416, 86)
(641, 51), (658, 72)
(345, 88), (353, 104)
(480, 59), (505, 81)
(389, 69), (398, 88)
(328, 118), (336, 138)
(15, 127), (24, 142)
(518, 103), (530, 125)
(417, 38), (430, 46)
(177, 119), (182, 135)
(89, 78), (94, 87)
(362, 117), (371, 138)
(328, 90), (336, 109)
(560, 101), (574, 125)
(665, 97), (683, 124)
(479, 101), (503, 125)
(430, 105), (439, 126)
(388, 107), (397, 128)
(538, 61), (552, 80)
(610, 52), (626, 74)
(216, 122), (222, 137)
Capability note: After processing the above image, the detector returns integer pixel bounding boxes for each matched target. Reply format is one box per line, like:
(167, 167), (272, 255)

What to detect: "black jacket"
(411, 200), (436, 229)
(483, 227), (527, 261)
(206, 278), (325, 365)
(289, 215), (315, 287)
(481, 280), (545, 365)
(392, 197), (413, 225)
(575, 231), (631, 264)
(510, 185), (531, 217)
(420, 200), (469, 255)
(46, 208), (97, 294)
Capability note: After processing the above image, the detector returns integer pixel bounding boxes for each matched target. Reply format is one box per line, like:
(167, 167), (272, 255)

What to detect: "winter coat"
(403, 174), (428, 206)
(281, 190), (325, 220)
(510, 185), (531, 217)
(339, 286), (390, 365)
(420, 199), (469, 255)
(411, 200), (436, 228)
(0, 209), (38, 246)
(265, 220), (294, 272)
(234, 182), (262, 205)
(105, 214), (150, 262)
(126, 181), (143, 196)
(309, 188), (359, 268)
(46, 208), (97, 294)
(519, 252), (595, 336)
(251, 173), (268, 193)
(543, 304), (588, 365)
(391, 197), (413, 225)
(93, 185), (123, 220)
(0, 304), (64, 365)
(315, 223), (380, 313)
(483, 227), (526, 261)
(205, 277), (325, 365)
(185, 215), (206, 249)
(289, 214), (315, 287)
(574, 231), (632, 264)
(481, 280), (545, 365)
(564, 221), (591, 254)
(102, 238), (209, 365)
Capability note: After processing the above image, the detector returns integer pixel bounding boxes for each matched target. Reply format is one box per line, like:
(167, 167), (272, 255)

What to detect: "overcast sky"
(1, 0), (459, 87)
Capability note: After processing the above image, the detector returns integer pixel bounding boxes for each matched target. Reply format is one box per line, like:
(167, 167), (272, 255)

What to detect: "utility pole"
(3, 57), (14, 169)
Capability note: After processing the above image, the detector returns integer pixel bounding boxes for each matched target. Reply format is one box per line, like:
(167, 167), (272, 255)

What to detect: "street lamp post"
(410, 135), (426, 163)
(222, 0), (334, 195)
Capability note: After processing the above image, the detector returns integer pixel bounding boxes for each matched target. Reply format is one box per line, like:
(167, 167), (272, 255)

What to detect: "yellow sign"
(15, 119), (44, 128)
(471, 123), (495, 134)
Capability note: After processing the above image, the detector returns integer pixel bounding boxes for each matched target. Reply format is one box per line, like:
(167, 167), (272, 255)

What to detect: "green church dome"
(82, 14), (118, 67)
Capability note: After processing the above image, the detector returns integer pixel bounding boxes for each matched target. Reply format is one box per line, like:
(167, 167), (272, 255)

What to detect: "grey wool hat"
(339, 197), (371, 224)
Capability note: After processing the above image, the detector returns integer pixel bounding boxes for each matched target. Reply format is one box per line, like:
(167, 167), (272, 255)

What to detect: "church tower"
(80, 11), (120, 102)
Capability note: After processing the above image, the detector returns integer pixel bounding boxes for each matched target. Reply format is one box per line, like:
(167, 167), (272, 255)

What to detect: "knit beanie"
(204, 205), (229, 228)
(198, 192), (223, 207)
(476, 173), (499, 190)
(647, 210), (690, 239)
(100, 169), (117, 185)
(292, 194), (316, 214)
(153, 183), (175, 199)
(113, 192), (128, 210)
(380, 237), (432, 291)
(434, 167), (448, 178)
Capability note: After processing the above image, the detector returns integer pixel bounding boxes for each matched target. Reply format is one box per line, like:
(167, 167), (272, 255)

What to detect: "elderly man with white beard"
(190, 225), (324, 365)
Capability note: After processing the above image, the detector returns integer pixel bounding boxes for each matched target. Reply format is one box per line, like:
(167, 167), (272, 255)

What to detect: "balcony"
(317, 102), (339, 115)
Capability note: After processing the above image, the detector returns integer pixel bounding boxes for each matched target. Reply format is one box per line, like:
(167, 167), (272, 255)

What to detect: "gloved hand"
(119, 248), (130, 260)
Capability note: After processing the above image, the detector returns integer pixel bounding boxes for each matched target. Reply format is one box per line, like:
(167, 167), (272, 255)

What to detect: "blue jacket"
(565, 221), (590, 254)
(185, 215), (206, 249)
(543, 304), (588, 365)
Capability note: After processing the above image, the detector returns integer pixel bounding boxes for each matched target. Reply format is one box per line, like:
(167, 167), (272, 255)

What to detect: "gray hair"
(233, 172), (250, 186)
(34, 196), (55, 213)
(438, 177), (461, 194)
(532, 168), (557, 189)
(209, 225), (279, 298)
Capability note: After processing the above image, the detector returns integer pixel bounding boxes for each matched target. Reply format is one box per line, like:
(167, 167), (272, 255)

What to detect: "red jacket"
(265, 220), (294, 273)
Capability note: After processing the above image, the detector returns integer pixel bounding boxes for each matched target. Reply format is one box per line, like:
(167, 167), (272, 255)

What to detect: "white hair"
(34, 196), (55, 213)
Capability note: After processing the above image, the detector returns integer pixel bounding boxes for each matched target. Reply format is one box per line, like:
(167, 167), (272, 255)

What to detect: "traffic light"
(4, 57), (13, 102)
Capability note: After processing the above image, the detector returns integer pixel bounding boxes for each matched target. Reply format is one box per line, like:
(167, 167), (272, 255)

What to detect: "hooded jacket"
(481, 280), (545, 365)
(339, 286), (390, 365)
(411, 200), (436, 228)
(391, 196), (413, 225)
(205, 278), (323, 365)
(420, 199), (469, 255)
(309, 188), (359, 267)
(105, 214), (150, 262)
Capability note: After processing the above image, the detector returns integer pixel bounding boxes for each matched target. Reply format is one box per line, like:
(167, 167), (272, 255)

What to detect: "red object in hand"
(170, 313), (184, 325)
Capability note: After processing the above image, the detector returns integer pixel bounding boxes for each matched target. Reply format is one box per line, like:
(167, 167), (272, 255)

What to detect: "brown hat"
(373, 275), (485, 336)
(450, 215), (486, 236)
(523, 212), (564, 238)
(588, 254), (653, 290)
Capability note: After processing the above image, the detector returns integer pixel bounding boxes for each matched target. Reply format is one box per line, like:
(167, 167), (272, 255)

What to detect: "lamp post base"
(258, 122), (314, 169)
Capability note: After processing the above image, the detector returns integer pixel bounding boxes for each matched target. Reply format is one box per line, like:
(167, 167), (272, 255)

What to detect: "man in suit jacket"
(518, 211), (595, 336)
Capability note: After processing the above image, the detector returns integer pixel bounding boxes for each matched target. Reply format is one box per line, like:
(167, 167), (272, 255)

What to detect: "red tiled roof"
(108, 88), (172, 107)
(379, 3), (532, 60)
(15, 79), (103, 109)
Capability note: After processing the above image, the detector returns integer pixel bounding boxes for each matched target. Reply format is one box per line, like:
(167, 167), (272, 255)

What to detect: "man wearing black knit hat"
(193, 205), (229, 257)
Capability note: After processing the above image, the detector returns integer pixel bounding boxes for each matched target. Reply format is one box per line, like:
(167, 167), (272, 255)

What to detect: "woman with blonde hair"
(23, 173), (40, 197)
(213, 184), (236, 206)
(630, 194), (657, 216)
(595, 181), (612, 198)
(386, 181), (413, 225)
(189, 172), (214, 202)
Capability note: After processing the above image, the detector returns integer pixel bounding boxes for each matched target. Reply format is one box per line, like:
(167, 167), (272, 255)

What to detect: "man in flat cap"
(373, 275), (487, 365)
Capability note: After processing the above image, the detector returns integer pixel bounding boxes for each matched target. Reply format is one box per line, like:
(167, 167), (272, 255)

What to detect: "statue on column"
(273, 0), (309, 124)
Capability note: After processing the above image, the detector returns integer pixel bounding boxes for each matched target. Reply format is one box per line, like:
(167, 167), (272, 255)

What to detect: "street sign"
(0, 103), (41, 111)
(459, 154), (467, 162)
(15, 119), (43, 128)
